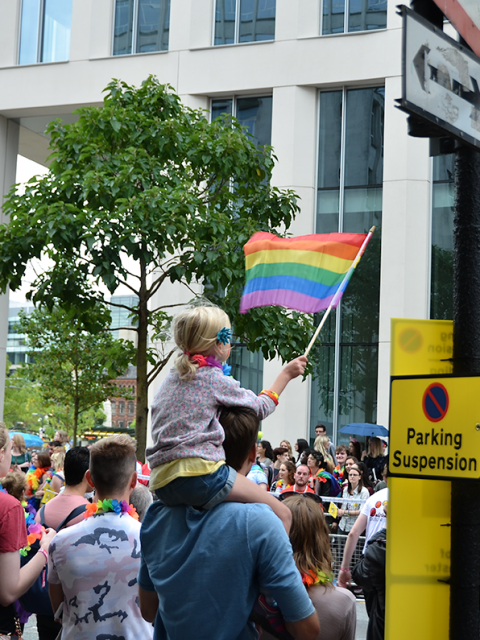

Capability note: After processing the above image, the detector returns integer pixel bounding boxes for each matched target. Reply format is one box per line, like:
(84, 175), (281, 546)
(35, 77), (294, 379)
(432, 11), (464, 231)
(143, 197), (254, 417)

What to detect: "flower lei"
(190, 354), (231, 377)
(25, 466), (51, 496)
(19, 501), (43, 557)
(276, 479), (292, 491)
(334, 464), (345, 481)
(301, 568), (334, 587)
(315, 470), (332, 484)
(84, 499), (139, 521)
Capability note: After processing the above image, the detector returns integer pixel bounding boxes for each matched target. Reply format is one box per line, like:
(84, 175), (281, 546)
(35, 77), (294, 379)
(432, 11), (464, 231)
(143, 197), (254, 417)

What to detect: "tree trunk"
(135, 257), (149, 463)
(73, 395), (79, 447)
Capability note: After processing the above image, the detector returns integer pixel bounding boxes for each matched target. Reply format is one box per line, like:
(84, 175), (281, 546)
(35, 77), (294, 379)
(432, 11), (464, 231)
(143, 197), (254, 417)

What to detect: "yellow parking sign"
(391, 318), (453, 376)
(390, 375), (480, 481)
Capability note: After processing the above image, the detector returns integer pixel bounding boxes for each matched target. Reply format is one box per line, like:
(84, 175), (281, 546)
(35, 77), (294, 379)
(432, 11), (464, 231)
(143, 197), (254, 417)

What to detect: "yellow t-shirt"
(149, 458), (225, 491)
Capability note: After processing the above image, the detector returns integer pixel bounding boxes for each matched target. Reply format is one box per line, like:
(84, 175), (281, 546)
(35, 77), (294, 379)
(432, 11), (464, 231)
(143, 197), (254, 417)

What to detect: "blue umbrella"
(338, 423), (389, 438)
(9, 431), (45, 448)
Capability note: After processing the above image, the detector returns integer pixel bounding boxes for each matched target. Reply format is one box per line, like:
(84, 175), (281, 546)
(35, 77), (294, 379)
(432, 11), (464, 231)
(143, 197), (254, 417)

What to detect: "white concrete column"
(377, 74), (431, 426)
(0, 116), (19, 420)
(271, 85), (317, 236)
(0, 0), (21, 68)
(276, 0), (321, 41)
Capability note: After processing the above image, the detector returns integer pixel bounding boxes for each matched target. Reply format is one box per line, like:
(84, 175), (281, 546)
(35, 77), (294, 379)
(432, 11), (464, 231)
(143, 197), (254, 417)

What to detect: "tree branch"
(147, 350), (175, 386)
(149, 302), (187, 315)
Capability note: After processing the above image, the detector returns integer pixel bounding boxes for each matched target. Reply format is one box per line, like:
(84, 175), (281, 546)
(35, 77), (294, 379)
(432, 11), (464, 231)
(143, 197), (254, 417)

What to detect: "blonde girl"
(147, 306), (307, 531)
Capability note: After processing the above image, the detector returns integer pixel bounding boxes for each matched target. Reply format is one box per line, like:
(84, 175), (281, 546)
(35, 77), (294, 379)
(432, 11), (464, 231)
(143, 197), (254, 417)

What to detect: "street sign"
(390, 318), (453, 376)
(386, 319), (451, 640)
(397, 5), (480, 150)
(432, 0), (480, 59)
(390, 374), (480, 481)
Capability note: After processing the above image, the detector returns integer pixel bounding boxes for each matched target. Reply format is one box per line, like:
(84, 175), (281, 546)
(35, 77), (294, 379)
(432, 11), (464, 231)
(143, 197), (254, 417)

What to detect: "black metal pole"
(450, 142), (480, 639)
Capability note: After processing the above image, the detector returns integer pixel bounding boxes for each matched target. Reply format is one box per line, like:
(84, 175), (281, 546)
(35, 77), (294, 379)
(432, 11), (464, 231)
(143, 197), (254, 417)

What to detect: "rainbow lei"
(301, 568), (334, 587)
(84, 499), (139, 521)
(25, 466), (51, 496)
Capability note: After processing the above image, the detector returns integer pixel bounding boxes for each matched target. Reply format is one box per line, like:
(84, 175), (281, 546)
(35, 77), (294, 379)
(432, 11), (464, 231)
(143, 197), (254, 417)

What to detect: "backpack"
(19, 503), (87, 615)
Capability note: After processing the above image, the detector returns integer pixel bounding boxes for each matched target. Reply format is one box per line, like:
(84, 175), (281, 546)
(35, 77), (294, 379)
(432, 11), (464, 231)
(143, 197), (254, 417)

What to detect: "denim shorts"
(155, 464), (237, 509)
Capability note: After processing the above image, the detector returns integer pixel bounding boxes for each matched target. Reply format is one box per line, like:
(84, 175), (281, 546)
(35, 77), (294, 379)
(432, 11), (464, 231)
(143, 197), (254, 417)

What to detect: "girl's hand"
(282, 356), (308, 380)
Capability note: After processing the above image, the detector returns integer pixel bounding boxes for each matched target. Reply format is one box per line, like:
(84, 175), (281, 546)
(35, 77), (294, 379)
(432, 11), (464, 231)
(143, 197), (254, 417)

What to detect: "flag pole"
(304, 226), (376, 357)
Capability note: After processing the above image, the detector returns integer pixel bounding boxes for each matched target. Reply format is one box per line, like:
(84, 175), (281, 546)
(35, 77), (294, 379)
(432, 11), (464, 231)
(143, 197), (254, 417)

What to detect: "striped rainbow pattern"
(240, 231), (368, 314)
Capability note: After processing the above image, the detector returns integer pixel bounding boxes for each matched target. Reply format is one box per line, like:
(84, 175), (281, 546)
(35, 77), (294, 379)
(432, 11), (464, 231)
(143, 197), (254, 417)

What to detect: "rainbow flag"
(240, 231), (368, 314)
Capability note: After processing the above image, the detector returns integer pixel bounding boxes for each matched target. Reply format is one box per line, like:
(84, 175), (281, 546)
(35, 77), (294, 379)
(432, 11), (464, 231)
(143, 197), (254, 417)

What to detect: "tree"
(0, 76), (315, 459)
(18, 306), (136, 445)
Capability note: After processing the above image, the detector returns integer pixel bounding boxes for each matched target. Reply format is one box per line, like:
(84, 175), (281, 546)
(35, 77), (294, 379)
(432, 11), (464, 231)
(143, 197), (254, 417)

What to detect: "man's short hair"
(64, 446), (90, 486)
(336, 444), (348, 454)
(219, 406), (259, 471)
(315, 424), (326, 433)
(89, 435), (137, 494)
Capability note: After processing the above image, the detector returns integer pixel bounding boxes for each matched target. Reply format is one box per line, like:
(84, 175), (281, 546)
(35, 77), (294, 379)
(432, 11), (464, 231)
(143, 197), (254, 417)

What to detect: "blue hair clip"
(217, 327), (232, 345)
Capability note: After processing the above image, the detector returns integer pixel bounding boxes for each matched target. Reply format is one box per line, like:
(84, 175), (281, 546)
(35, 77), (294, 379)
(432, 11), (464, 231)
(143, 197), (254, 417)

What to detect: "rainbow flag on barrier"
(239, 231), (369, 314)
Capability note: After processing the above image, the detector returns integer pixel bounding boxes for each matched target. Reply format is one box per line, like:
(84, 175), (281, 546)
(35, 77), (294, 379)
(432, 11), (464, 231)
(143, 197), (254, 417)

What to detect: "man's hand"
(338, 568), (351, 588)
(41, 528), (56, 551)
(139, 586), (159, 623)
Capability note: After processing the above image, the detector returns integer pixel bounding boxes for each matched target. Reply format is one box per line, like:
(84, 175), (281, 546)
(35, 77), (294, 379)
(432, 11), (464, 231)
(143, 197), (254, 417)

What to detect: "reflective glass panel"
(42, 0), (72, 62)
(338, 344), (378, 426)
(344, 88), (384, 187)
(348, 0), (387, 32)
(431, 154), (455, 320)
(230, 346), (263, 394)
(211, 99), (233, 122)
(317, 91), (342, 232)
(19, 0), (41, 65)
(322, 0), (345, 35)
(114, 0), (134, 55)
(236, 96), (272, 147)
(137, 0), (170, 52)
(311, 87), (383, 441)
(214, 0), (236, 45)
(239, 0), (275, 42)
(310, 342), (335, 441)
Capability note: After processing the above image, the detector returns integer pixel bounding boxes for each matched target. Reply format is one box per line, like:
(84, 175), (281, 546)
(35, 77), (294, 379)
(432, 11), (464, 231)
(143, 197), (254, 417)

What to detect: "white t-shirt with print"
(360, 487), (388, 552)
(48, 512), (153, 640)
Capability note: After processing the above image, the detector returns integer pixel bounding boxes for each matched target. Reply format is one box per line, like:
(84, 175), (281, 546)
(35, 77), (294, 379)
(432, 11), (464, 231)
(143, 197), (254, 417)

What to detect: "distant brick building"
(109, 364), (137, 430)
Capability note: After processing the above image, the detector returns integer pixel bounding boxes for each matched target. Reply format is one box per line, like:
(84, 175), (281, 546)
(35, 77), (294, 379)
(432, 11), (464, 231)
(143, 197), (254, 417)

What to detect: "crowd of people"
(0, 306), (388, 640)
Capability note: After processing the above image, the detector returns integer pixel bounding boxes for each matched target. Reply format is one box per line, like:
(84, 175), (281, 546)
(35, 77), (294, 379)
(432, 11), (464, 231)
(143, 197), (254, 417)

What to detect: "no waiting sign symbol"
(422, 383), (449, 422)
(399, 327), (423, 353)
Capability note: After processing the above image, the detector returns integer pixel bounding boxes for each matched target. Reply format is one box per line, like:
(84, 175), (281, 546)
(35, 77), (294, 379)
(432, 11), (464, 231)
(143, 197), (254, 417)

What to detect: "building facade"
(0, 0), (454, 447)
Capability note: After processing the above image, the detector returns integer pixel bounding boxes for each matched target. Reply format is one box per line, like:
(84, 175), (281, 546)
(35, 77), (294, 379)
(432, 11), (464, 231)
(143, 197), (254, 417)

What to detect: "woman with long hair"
(0, 424), (55, 637)
(307, 451), (340, 498)
(353, 461), (374, 495)
(279, 440), (294, 463)
(270, 447), (289, 486)
(268, 495), (356, 640)
(272, 460), (296, 495)
(256, 440), (274, 468)
(294, 439), (309, 467)
(337, 464), (370, 535)
(363, 437), (387, 485)
(11, 434), (31, 473)
(348, 440), (362, 461)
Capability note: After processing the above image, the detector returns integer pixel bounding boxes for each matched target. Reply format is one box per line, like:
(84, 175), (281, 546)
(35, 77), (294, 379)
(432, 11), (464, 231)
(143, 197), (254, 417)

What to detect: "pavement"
(22, 601), (369, 639)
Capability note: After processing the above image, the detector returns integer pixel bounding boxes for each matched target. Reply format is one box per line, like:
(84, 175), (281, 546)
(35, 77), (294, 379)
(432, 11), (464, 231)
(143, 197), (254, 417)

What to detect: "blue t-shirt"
(139, 501), (315, 640)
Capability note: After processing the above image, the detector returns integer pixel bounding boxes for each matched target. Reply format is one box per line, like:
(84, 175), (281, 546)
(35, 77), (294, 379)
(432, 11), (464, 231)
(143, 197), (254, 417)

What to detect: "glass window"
(214, 0), (275, 45)
(311, 87), (384, 445)
(19, 0), (72, 65)
(113, 0), (170, 55)
(128, 402), (135, 415)
(322, 0), (386, 35)
(119, 402), (125, 415)
(431, 154), (455, 320)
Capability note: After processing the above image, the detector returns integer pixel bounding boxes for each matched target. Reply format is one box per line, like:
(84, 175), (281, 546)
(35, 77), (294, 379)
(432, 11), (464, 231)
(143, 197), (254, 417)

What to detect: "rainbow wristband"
(260, 389), (279, 406)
